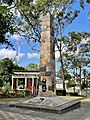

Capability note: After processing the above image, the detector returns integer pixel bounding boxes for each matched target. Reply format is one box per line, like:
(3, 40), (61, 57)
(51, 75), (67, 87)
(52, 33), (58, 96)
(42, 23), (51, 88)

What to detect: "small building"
(12, 71), (39, 96)
(56, 77), (67, 90)
(12, 71), (72, 96)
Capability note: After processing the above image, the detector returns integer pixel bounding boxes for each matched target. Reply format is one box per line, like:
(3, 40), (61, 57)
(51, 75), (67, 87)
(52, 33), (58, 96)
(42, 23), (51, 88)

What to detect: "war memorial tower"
(40, 15), (56, 96)
(10, 15), (81, 113)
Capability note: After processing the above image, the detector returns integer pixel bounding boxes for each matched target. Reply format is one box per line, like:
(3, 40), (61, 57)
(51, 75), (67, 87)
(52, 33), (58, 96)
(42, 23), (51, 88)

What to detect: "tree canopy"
(0, 58), (25, 86)
(0, 0), (89, 92)
(25, 63), (39, 71)
(13, 0), (87, 91)
(0, 5), (15, 48)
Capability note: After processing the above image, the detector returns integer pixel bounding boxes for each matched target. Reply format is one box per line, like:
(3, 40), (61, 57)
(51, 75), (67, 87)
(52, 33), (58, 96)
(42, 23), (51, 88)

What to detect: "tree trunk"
(73, 69), (76, 93)
(59, 41), (65, 90)
(79, 66), (82, 95)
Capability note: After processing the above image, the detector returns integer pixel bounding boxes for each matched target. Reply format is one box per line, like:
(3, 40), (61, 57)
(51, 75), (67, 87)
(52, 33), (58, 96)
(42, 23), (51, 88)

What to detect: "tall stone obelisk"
(40, 15), (56, 96)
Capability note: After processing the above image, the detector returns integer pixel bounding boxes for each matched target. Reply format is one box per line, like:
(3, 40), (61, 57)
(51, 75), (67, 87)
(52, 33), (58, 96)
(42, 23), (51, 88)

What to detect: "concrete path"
(0, 102), (90, 120)
(0, 110), (46, 120)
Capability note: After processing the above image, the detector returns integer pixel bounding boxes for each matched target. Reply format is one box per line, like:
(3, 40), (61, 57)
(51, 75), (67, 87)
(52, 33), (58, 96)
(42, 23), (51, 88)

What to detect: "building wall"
(12, 71), (39, 96)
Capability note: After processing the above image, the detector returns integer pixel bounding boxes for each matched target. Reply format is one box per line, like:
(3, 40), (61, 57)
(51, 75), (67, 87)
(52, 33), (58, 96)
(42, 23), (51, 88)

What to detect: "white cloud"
(55, 51), (60, 59)
(0, 49), (25, 62)
(27, 53), (40, 59)
(28, 51), (60, 60)
(55, 46), (60, 59)
(27, 51), (60, 60)
(11, 34), (21, 40)
(0, 49), (16, 59)
(16, 53), (25, 60)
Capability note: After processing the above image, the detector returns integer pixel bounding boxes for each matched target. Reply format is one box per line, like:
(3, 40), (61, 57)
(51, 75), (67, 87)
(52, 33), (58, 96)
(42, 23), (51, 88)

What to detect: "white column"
(32, 78), (34, 95)
(25, 77), (27, 89)
(12, 76), (13, 90)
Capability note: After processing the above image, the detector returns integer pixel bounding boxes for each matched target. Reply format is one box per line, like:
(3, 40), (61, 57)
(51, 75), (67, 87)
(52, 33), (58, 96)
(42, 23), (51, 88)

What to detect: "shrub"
(56, 90), (66, 96)
(8, 90), (16, 97)
(3, 86), (10, 95)
(18, 90), (26, 97)
(68, 92), (78, 96)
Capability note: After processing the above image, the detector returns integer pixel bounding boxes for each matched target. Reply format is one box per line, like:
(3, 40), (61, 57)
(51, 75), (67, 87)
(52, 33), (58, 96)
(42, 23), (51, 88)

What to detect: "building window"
(18, 78), (25, 89)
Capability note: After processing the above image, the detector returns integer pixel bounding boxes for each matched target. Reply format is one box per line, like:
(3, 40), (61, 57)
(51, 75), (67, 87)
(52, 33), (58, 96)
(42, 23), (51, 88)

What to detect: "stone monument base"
(10, 96), (81, 114)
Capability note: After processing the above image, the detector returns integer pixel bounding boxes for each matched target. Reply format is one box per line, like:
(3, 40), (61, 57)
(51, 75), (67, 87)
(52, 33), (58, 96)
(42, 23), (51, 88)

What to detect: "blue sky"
(0, 2), (90, 71)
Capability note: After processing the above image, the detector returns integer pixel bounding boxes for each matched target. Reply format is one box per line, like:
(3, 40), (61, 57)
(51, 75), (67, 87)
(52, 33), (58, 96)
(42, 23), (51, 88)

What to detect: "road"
(0, 103), (90, 120)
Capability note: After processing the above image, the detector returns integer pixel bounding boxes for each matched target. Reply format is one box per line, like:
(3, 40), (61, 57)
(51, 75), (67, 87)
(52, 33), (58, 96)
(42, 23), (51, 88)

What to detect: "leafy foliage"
(25, 63), (39, 71)
(14, 64), (25, 71)
(14, 1), (41, 51)
(15, 0), (85, 91)
(0, 58), (25, 86)
(63, 32), (90, 72)
(0, 6), (14, 48)
(57, 68), (71, 80)
(0, 58), (14, 84)
(0, 0), (87, 92)
(61, 32), (90, 93)
(2, 86), (10, 95)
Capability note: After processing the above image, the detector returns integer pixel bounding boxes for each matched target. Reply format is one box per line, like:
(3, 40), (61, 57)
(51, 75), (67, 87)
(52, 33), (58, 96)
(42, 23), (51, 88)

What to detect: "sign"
(45, 72), (51, 76)
(40, 67), (46, 72)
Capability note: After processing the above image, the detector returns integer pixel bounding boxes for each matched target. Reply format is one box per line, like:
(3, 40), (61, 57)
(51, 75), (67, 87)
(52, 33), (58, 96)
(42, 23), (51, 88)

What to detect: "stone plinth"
(9, 96), (81, 114)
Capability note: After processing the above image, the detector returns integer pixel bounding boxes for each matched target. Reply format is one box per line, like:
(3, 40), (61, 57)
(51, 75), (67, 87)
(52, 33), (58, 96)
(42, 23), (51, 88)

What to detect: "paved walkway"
(81, 97), (90, 102)
(0, 97), (90, 120)
(0, 102), (90, 120)
(0, 110), (46, 120)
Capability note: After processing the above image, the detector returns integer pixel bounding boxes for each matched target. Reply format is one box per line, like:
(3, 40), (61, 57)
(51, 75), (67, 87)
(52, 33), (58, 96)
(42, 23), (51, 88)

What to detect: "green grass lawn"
(0, 97), (31, 102)
(82, 101), (90, 104)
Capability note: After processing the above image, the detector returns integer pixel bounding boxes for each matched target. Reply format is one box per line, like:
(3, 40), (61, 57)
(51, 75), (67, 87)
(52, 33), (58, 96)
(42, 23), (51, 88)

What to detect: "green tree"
(15, 0), (85, 92)
(0, 5), (14, 48)
(0, 58), (14, 85)
(1, 0), (89, 92)
(13, 64), (25, 71)
(57, 68), (71, 80)
(63, 32), (90, 94)
(1, 0), (86, 92)
(15, 1), (41, 51)
(25, 63), (39, 71)
(0, 58), (25, 86)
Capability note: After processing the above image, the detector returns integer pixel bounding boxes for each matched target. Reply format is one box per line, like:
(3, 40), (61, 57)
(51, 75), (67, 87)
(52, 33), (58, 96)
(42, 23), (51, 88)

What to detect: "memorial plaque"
(45, 72), (51, 76)
(40, 66), (46, 72)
